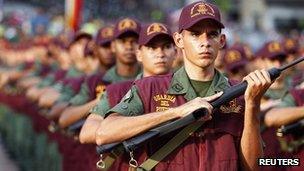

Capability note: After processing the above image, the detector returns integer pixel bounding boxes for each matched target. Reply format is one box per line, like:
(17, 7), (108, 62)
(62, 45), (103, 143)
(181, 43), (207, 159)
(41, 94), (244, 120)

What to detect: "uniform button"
(121, 104), (128, 109)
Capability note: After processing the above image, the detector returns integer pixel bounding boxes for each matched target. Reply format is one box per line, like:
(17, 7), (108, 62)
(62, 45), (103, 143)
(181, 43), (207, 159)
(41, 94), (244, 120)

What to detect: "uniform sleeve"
(37, 75), (55, 88)
(56, 85), (75, 103)
(105, 85), (144, 118)
(278, 93), (297, 108)
(89, 92), (111, 117)
(53, 82), (64, 92)
(16, 63), (26, 71)
(29, 61), (42, 77)
(68, 83), (90, 106)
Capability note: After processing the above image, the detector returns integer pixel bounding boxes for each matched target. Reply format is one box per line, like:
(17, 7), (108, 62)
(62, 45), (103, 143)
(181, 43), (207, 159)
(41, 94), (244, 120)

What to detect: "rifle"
(97, 56), (304, 154)
(67, 119), (86, 134)
(277, 118), (304, 137)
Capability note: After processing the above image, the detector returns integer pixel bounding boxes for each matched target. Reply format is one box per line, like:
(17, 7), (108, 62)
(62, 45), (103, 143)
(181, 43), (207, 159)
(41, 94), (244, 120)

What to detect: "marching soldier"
(264, 87), (304, 171)
(56, 18), (142, 128)
(96, 2), (274, 171)
(223, 44), (249, 80)
(80, 22), (176, 144)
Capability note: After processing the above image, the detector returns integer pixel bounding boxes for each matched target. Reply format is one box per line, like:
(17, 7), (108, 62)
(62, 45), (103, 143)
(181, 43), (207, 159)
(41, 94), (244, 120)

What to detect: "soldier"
(264, 88), (304, 170)
(281, 38), (303, 88)
(37, 32), (92, 108)
(255, 41), (295, 170)
(93, 26), (116, 73)
(102, 17), (142, 83)
(41, 28), (114, 120)
(59, 26), (116, 108)
(79, 22), (176, 144)
(258, 41), (288, 108)
(56, 19), (142, 127)
(96, 2), (273, 171)
(26, 38), (72, 102)
(223, 44), (249, 80)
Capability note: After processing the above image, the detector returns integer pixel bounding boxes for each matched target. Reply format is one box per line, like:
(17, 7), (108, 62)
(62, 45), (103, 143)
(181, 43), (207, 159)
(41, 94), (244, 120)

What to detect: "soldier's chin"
(103, 58), (115, 66)
(123, 58), (137, 65)
(196, 61), (213, 68)
(154, 68), (169, 75)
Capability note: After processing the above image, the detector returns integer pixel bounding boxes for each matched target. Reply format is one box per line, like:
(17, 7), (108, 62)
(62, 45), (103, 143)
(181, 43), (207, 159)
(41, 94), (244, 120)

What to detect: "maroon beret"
(261, 41), (286, 59)
(114, 18), (141, 38)
(139, 23), (173, 46)
(178, 1), (224, 32)
(96, 26), (114, 46)
(282, 38), (299, 54)
(73, 32), (92, 42)
(224, 45), (248, 71)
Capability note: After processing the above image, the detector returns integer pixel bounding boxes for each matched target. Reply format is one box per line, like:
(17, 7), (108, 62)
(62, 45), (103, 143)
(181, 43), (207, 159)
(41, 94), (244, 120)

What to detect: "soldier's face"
(69, 38), (89, 60)
(174, 20), (225, 69)
(264, 57), (285, 69)
(138, 38), (176, 76)
(113, 35), (138, 65)
(96, 43), (115, 67)
(228, 65), (248, 80)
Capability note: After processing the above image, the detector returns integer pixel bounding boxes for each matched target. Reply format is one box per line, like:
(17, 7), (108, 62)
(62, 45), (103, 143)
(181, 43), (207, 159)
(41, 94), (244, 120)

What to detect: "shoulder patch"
(172, 83), (183, 92)
(122, 89), (133, 102)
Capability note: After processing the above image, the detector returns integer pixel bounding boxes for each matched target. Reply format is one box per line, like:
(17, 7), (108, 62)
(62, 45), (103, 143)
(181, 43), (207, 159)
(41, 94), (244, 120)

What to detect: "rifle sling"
(101, 146), (124, 170)
(138, 121), (204, 171)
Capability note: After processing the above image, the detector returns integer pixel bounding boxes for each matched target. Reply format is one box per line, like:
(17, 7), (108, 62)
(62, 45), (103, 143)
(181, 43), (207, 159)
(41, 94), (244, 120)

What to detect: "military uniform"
(106, 67), (245, 170)
(256, 41), (290, 168)
(223, 44), (249, 80)
(91, 73), (142, 116)
(36, 69), (67, 88)
(278, 88), (304, 170)
(68, 72), (108, 106)
(28, 60), (58, 78)
(51, 66), (85, 103)
(102, 65), (141, 83)
(66, 22), (141, 106)
(102, 3), (247, 168)
(69, 21), (142, 106)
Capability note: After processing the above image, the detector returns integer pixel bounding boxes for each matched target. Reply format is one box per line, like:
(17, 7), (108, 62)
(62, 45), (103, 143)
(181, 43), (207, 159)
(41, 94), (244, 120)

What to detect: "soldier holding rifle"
(96, 2), (274, 170)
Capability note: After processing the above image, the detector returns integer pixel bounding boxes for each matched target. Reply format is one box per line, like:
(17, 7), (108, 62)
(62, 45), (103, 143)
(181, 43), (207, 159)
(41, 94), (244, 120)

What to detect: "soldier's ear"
(219, 34), (226, 49)
(136, 48), (143, 62)
(111, 41), (116, 53)
(173, 32), (184, 49)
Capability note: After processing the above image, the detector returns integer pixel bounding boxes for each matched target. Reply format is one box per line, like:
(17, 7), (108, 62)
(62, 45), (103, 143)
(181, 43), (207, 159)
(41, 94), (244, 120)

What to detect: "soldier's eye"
(152, 46), (158, 50)
(148, 46), (157, 50)
(208, 31), (220, 38)
(191, 32), (200, 37)
(163, 43), (172, 49)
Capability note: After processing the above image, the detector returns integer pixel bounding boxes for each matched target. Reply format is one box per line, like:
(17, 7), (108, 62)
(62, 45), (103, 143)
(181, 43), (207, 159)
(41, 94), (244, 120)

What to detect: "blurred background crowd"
(0, 0), (304, 48)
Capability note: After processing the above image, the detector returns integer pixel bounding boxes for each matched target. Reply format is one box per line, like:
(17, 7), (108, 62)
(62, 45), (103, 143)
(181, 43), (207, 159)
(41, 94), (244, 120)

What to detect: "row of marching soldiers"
(0, 3), (304, 171)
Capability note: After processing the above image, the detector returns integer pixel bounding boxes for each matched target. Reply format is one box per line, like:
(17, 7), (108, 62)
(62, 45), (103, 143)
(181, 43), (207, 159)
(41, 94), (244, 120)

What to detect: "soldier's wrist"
(245, 98), (261, 108)
(165, 107), (181, 120)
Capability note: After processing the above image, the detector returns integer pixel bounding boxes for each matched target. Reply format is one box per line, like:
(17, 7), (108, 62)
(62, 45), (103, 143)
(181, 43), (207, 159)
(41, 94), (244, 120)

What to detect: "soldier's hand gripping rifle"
(96, 56), (304, 154)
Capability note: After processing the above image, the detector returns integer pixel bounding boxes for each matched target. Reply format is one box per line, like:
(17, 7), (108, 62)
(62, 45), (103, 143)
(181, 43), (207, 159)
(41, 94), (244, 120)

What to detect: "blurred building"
(240, 0), (304, 34)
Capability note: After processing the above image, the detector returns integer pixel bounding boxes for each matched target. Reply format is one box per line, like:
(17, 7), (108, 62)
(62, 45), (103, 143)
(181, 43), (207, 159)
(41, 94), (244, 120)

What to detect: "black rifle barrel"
(67, 119), (86, 133)
(96, 57), (304, 154)
(279, 56), (304, 71)
(277, 119), (304, 136)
